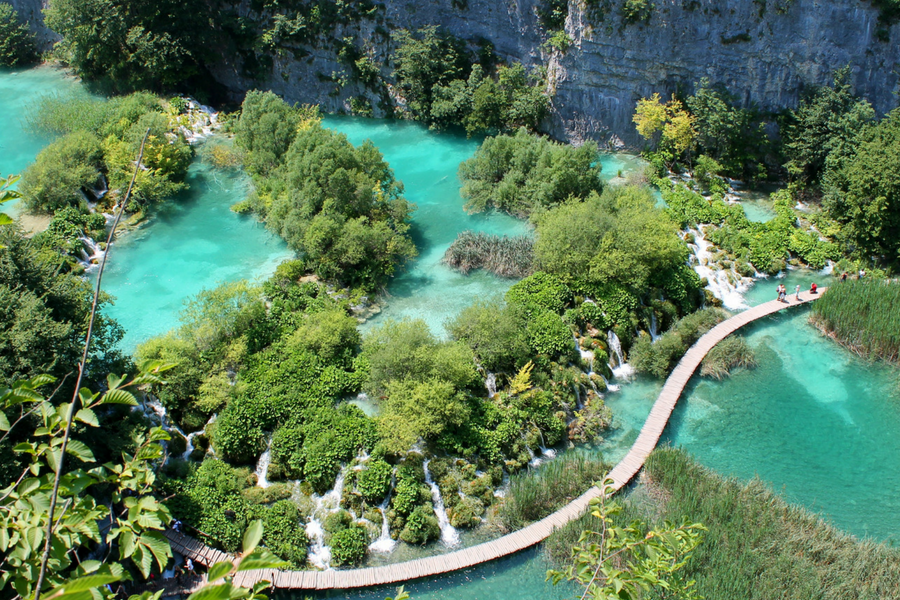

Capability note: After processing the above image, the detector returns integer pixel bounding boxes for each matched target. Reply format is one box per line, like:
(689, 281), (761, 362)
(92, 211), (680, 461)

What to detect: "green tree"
(0, 3), (36, 66)
(44, 0), (211, 91)
(19, 131), (103, 213)
(633, 93), (697, 168)
(378, 378), (472, 453)
(534, 186), (688, 295)
(783, 68), (875, 185)
(459, 128), (602, 217)
(447, 299), (531, 373)
(825, 108), (900, 264)
(392, 26), (470, 117)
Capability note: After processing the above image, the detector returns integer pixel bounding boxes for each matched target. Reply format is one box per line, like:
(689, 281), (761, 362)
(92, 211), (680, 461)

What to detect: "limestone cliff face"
(8, 0), (58, 49)
(207, 0), (900, 146)
(13, 0), (900, 146)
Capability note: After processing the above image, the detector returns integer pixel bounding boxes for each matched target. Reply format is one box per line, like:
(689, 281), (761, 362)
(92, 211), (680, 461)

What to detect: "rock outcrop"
(12, 0), (900, 146)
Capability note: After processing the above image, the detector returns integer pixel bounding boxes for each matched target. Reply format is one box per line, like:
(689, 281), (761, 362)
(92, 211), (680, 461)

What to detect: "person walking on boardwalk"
(795, 284), (801, 301)
(811, 282), (818, 294)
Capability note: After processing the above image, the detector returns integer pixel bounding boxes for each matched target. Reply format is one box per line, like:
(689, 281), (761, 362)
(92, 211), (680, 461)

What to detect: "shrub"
(20, 131), (103, 213)
(505, 271), (572, 314)
(525, 309), (574, 358)
(399, 505), (440, 544)
(263, 500), (309, 567)
(459, 128), (602, 217)
(631, 308), (728, 378)
(0, 3), (36, 66)
(357, 459), (393, 503)
(330, 525), (369, 566)
(447, 299), (531, 373)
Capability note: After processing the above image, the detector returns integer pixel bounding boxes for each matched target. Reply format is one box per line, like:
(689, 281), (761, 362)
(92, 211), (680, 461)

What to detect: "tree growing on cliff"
(0, 3), (36, 66)
(633, 93), (697, 169)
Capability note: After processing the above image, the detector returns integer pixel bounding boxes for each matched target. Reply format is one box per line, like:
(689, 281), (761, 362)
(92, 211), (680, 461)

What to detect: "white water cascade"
(422, 460), (460, 548)
(305, 470), (346, 569)
(688, 227), (753, 310)
(650, 312), (660, 342)
(574, 334), (596, 373)
(255, 438), (273, 488)
(368, 492), (398, 554)
(78, 236), (105, 271)
(607, 331), (635, 381)
(485, 372), (498, 397)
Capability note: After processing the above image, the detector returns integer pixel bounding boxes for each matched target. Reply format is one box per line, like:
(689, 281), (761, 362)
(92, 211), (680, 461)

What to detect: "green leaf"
(186, 583), (235, 600)
(75, 409), (99, 427)
(50, 572), (123, 597)
(66, 440), (96, 463)
(29, 374), (56, 388)
(0, 411), (9, 431)
(207, 561), (233, 582)
(100, 389), (138, 406)
(0, 214), (12, 226)
(241, 520), (264, 555)
(107, 373), (125, 390)
(235, 547), (288, 573)
(140, 531), (172, 570)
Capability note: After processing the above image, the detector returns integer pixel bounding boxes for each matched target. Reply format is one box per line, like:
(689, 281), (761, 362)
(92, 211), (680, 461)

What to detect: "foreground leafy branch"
(547, 480), (705, 600)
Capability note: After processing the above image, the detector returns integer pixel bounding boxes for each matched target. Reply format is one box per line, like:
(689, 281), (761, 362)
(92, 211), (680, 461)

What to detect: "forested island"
(3, 1), (900, 599)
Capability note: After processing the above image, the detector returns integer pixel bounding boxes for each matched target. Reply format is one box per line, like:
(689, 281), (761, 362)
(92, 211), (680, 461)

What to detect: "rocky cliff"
(13, 0), (900, 146)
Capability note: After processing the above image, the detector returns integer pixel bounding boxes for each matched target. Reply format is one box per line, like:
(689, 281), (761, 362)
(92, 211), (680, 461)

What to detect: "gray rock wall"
(12, 0), (900, 146)
(8, 0), (58, 50)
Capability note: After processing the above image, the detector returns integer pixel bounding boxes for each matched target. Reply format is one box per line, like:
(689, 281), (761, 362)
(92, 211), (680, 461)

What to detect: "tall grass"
(811, 280), (900, 364)
(497, 454), (608, 530)
(547, 447), (900, 599)
(443, 230), (534, 278)
(699, 335), (757, 380)
(25, 92), (114, 135)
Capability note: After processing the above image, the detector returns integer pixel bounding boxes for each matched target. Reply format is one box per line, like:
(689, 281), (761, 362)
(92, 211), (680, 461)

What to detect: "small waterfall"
(493, 471), (510, 498)
(485, 372), (497, 397)
(368, 494), (397, 554)
(537, 430), (556, 460)
(688, 227), (752, 310)
(607, 331), (635, 380)
(78, 236), (105, 271)
(305, 519), (331, 569)
(304, 469), (347, 569)
(255, 438), (273, 488)
(423, 460), (460, 547)
(650, 312), (660, 342)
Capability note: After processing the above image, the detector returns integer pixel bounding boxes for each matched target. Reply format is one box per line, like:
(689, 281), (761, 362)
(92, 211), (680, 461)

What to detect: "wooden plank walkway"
(158, 290), (824, 594)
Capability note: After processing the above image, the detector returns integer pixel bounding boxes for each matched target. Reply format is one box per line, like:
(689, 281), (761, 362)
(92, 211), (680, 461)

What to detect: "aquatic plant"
(497, 454), (609, 530)
(811, 279), (900, 364)
(547, 447), (900, 598)
(442, 230), (534, 278)
(699, 335), (757, 380)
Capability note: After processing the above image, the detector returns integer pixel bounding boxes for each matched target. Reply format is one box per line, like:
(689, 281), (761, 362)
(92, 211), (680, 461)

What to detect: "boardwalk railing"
(157, 290), (824, 593)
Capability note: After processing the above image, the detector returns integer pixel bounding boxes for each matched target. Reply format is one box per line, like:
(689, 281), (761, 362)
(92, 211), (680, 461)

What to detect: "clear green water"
(4, 67), (897, 596)
(99, 163), (293, 351)
(0, 65), (81, 216)
(321, 116), (645, 337)
(288, 547), (574, 600)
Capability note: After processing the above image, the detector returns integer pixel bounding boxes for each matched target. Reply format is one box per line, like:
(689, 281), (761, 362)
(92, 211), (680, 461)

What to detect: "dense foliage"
(44, 0), (213, 91)
(21, 92), (192, 215)
(0, 226), (124, 386)
(630, 308), (728, 378)
(0, 3), (36, 66)
(811, 279), (900, 364)
(234, 91), (416, 291)
(392, 26), (549, 135)
(459, 128), (603, 217)
(547, 447), (900, 599)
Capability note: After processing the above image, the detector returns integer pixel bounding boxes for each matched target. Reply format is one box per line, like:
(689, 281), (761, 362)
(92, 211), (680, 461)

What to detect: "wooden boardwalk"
(159, 290), (824, 594)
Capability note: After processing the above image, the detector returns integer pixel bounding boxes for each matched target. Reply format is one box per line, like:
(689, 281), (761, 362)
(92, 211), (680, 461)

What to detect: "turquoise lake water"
(0, 65), (81, 215)
(4, 66), (899, 598)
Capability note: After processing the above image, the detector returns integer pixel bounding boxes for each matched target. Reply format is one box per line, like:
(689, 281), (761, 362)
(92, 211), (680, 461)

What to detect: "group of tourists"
(776, 282), (817, 303)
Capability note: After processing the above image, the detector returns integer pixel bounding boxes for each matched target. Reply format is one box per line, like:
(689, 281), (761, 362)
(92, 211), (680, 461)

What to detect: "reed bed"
(442, 230), (534, 278)
(811, 280), (900, 364)
(699, 335), (757, 380)
(497, 454), (608, 530)
(546, 447), (900, 599)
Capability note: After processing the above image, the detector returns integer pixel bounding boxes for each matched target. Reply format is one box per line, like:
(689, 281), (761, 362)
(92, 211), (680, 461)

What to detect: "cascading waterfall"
(78, 236), (105, 271)
(181, 414), (217, 461)
(607, 331), (635, 380)
(255, 438), (273, 488)
(537, 430), (556, 460)
(650, 312), (660, 342)
(368, 490), (398, 553)
(574, 334), (596, 373)
(422, 460), (460, 547)
(688, 227), (752, 310)
(485, 372), (497, 397)
(305, 469), (346, 569)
